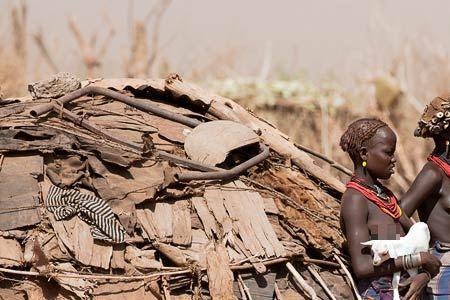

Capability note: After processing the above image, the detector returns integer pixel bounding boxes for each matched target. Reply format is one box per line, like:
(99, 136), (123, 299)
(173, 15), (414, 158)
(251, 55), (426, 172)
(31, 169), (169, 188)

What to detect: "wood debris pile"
(0, 74), (354, 299)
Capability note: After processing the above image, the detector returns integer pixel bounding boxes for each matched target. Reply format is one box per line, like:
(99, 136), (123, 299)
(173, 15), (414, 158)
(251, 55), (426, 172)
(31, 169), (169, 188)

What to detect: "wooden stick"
(285, 262), (318, 300)
(303, 258), (340, 269)
(0, 256), (293, 281)
(161, 276), (172, 300)
(274, 282), (284, 300)
(231, 255), (258, 266)
(0, 266), (190, 280)
(332, 254), (361, 300)
(0, 255), (338, 286)
(237, 274), (252, 300)
(237, 276), (248, 300)
(294, 143), (352, 176)
(307, 265), (337, 300)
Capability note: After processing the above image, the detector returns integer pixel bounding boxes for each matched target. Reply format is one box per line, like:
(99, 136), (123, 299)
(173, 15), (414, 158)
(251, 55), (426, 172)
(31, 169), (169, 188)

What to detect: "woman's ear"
(359, 147), (368, 162)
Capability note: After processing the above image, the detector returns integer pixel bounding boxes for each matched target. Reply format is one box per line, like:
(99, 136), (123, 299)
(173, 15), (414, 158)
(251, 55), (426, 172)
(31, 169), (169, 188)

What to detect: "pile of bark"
(0, 74), (354, 299)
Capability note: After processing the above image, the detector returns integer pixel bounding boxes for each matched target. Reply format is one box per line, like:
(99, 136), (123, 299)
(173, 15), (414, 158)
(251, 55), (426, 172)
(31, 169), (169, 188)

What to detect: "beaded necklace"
(346, 178), (402, 221)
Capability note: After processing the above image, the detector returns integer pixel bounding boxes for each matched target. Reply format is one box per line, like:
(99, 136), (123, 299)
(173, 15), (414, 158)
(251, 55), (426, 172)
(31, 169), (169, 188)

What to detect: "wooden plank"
(182, 229), (210, 268)
(204, 187), (233, 235)
(48, 214), (74, 254)
(72, 216), (113, 269)
(111, 244), (126, 270)
(262, 197), (280, 215)
(54, 262), (93, 299)
(0, 154), (43, 176)
(233, 272), (277, 300)
(221, 183), (264, 256)
(0, 237), (23, 267)
(152, 202), (173, 240)
(172, 199), (192, 246)
(191, 197), (218, 239)
(136, 209), (157, 240)
(235, 181), (285, 257)
(234, 181), (275, 257)
(137, 202), (173, 242)
(251, 197), (286, 257)
(206, 244), (235, 300)
(0, 155), (42, 230)
(231, 235), (267, 274)
(226, 245), (245, 263)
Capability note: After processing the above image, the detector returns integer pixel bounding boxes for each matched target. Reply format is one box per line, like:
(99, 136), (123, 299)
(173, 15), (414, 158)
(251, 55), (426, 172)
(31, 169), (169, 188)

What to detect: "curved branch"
(30, 85), (201, 128)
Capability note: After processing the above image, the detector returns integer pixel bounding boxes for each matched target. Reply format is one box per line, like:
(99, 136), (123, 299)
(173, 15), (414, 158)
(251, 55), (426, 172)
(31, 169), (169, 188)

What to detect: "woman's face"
(364, 127), (397, 180)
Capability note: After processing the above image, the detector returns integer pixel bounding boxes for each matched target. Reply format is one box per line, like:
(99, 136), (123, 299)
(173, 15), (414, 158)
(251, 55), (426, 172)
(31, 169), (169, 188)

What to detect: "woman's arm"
(341, 191), (403, 279)
(400, 163), (442, 217)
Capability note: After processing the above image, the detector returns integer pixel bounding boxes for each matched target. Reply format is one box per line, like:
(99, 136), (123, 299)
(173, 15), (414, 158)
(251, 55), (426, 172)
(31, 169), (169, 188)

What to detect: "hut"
(0, 74), (354, 299)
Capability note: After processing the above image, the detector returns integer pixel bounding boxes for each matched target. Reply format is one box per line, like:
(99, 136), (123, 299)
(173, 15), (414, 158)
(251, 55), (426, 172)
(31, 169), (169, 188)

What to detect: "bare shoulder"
(417, 161), (443, 184)
(341, 189), (368, 219)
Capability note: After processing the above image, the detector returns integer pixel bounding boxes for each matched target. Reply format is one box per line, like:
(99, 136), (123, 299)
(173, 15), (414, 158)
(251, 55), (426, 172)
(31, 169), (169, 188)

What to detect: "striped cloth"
(427, 241), (450, 299)
(46, 185), (125, 243)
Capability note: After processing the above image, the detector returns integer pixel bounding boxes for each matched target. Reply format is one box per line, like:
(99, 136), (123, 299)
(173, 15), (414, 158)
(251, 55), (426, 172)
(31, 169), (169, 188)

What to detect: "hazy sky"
(2, 0), (450, 81)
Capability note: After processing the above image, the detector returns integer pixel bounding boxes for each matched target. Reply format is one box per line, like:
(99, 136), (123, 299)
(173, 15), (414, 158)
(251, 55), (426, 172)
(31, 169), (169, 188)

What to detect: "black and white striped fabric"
(46, 185), (125, 243)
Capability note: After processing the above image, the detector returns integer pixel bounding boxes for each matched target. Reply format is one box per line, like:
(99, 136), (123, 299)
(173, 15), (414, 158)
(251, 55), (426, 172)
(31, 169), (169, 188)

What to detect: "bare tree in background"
(11, 0), (27, 63)
(126, 0), (172, 78)
(68, 16), (116, 78)
(33, 30), (58, 73)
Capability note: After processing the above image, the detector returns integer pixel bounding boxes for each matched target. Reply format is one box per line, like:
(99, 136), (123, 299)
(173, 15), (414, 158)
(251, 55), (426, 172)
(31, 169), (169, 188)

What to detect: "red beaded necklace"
(427, 154), (450, 177)
(346, 178), (402, 221)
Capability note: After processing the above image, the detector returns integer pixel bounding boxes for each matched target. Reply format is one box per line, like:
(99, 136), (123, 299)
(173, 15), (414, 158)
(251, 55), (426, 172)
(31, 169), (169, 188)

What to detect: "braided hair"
(340, 118), (388, 162)
(415, 95), (450, 138)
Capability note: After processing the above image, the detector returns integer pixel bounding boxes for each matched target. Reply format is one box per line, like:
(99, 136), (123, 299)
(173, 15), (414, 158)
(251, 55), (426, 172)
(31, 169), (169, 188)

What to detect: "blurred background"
(2, 0), (450, 193)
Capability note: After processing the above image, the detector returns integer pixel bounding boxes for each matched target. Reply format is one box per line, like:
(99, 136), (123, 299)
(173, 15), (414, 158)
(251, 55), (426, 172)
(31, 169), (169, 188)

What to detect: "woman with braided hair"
(402, 95), (450, 299)
(340, 118), (441, 299)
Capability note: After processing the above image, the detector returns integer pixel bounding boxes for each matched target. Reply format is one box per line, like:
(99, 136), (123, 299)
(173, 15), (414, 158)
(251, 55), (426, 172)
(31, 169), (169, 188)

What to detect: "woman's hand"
(403, 272), (430, 300)
(420, 252), (441, 278)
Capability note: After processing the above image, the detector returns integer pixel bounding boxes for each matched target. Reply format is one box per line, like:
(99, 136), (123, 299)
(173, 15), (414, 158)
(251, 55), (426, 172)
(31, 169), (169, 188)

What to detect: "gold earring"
(362, 161), (367, 167)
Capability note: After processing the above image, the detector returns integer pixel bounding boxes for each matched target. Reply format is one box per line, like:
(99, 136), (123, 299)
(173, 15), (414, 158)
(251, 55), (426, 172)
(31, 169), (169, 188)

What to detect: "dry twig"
(332, 253), (362, 300)
(286, 262), (318, 300)
(307, 265), (337, 300)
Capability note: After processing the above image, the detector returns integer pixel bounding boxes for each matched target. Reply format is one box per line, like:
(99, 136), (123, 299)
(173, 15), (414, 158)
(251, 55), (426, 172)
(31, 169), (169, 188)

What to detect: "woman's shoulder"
(342, 187), (368, 202)
(416, 161), (444, 183)
(341, 188), (369, 217)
